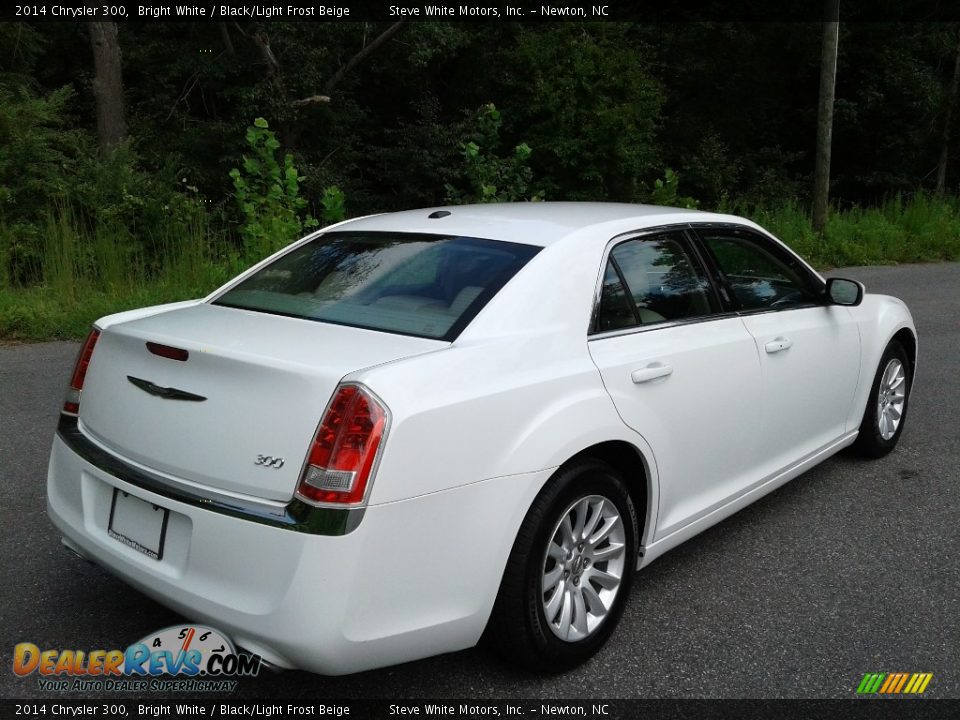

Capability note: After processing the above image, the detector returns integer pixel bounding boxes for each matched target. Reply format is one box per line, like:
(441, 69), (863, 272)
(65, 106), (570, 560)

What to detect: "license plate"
(108, 489), (169, 560)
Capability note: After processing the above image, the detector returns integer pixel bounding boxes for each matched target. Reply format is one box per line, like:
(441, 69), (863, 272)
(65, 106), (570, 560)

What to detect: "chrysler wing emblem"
(127, 376), (207, 402)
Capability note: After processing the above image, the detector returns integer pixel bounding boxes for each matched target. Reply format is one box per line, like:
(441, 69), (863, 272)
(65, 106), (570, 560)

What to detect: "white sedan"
(47, 203), (916, 674)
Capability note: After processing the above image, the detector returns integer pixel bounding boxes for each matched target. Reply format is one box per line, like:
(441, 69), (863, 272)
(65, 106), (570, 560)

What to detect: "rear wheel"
(484, 459), (639, 672)
(852, 340), (912, 458)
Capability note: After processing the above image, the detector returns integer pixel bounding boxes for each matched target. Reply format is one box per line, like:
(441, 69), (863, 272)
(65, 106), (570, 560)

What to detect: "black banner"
(2, 700), (960, 720)
(5, 0), (960, 23)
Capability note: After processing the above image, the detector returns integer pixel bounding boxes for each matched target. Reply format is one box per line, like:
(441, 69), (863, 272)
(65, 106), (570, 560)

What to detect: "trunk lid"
(80, 303), (446, 501)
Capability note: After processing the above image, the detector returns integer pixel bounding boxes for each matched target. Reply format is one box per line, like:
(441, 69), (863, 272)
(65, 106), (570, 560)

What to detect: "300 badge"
(126, 625), (261, 676)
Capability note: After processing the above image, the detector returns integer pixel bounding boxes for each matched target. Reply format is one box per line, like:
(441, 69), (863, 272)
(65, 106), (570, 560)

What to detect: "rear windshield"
(213, 231), (541, 341)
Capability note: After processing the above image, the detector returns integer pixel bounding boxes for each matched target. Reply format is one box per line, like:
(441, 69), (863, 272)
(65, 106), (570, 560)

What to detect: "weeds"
(1, 193), (958, 341)
(742, 192), (960, 267)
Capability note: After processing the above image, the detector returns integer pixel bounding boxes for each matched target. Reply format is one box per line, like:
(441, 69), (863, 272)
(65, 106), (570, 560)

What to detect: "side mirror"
(825, 277), (864, 306)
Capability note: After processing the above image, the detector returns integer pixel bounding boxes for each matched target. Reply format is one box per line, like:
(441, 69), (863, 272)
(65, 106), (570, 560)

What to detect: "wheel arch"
(846, 295), (918, 433)
(892, 326), (917, 379)
(560, 440), (657, 554)
(482, 438), (654, 669)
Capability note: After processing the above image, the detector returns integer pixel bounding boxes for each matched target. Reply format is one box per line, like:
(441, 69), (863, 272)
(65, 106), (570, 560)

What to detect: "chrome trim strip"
(56, 415), (364, 536)
(588, 312), (742, 341)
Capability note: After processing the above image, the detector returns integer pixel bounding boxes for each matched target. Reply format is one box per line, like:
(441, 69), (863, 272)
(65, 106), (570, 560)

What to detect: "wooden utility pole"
(812, 0), (840, 233)
(89, 22), (127, 151)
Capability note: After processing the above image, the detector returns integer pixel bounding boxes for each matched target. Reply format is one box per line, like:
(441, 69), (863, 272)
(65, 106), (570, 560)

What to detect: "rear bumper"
(57, 415), (362, 535)
(46, 425), (551, 675)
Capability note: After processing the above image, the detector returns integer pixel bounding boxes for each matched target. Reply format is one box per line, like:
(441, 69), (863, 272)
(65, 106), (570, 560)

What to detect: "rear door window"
(594, 231), (717, 332)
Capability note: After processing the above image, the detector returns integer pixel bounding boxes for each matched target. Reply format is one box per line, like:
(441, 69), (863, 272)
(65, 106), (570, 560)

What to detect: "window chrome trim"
(588, 311), (742, 341)
(57, 415), (364, 536)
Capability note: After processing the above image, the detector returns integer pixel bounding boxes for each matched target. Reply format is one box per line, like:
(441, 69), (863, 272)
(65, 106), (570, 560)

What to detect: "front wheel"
(852, 339), (912, 458)
(484, 459), (639, 672)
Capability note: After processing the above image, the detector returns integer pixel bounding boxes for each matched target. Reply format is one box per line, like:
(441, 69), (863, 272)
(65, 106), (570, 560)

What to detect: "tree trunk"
(323, 22), (406, 95)
(935, 27), (960, 195)
(89, 22), (127, 151)
(812, 0), (840, 234)
(218, 22), (235, 56)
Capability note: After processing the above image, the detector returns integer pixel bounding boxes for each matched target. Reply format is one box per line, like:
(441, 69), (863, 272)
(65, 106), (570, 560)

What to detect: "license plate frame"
(107, 488), (169, 561)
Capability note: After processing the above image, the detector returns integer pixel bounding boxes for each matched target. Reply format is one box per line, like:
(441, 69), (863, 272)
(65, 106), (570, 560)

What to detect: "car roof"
(331, 202), (758, 248)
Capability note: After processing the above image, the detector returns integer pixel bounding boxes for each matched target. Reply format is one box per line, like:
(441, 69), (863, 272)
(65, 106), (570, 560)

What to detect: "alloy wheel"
(877, 358), (907, 441)
(540, 494), (627, 642)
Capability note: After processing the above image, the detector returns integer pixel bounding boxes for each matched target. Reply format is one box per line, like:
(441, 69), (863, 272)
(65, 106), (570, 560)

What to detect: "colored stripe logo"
(857, 672), (933, 695)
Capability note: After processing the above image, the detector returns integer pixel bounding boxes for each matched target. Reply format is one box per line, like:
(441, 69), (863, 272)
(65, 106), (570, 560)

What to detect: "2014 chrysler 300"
(47, 203), (916, 674)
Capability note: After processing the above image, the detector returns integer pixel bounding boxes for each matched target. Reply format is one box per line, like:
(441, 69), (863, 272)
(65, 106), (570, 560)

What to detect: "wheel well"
(566, 441), (650, 543)
(892, 328), (917, 379)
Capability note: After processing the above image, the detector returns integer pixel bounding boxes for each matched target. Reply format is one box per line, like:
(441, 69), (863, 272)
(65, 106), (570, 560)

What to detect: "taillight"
(63, 328), (101, 415)
(296, 384), (388, 506)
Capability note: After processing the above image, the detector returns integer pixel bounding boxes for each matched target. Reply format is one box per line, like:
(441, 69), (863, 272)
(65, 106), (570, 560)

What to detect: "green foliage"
(649, 23), (820, 207)
(6, 22), (960, 340)
(741, 192), (960, 268)
(445, 104), (543, 204)
(678, 133), (741, 206)
(12, 21), (960, 215)
(643, 169), (699, 209)
(0, 85), (81, 283)
(0, 23), (47, 83)
(0, 86), (81, 217)
(0, 202), (231, 340)
(5, 192), (958, 341)
(365, 95), (466, 210)
(736, 198), (823, 262)
(319, 185), (347, 224)
(229, 117), (318, 259)
(501, 25), (662, 201)
(0, 83), (207, 286)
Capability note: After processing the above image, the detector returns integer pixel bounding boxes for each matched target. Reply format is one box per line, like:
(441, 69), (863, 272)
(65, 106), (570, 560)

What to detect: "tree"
(812, 0), (840, 233)
(88, 22), (127, 151)
(444, 104), (542, 204)
(499, 24), (661, 202)
(935, 26), (960, 195)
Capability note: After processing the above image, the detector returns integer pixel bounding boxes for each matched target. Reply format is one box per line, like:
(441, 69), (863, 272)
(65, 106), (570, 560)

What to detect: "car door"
(692, 225), (861, 475)
(587, 229), (764, 540)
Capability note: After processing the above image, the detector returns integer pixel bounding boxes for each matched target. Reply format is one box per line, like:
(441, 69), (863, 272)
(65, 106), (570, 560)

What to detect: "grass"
(739, 192), (960, 267)
(1, 193), (959, 341)
(0, 207), (237, 341)
(0, 286), (174, 341)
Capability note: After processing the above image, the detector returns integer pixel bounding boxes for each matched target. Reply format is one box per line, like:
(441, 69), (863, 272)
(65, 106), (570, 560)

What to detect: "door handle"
(764, 337), (793, 354)
(631, 363), (673, 384)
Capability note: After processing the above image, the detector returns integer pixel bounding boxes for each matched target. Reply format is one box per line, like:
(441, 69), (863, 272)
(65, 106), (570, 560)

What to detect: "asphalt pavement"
(1, 262), (957, 699)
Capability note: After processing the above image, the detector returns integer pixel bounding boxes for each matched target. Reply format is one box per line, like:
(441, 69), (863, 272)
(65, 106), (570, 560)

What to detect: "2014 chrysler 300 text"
(47, 203), (916, 674)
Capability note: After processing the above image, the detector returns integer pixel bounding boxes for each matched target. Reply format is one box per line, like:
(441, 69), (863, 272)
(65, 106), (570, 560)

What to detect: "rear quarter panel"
(348, 231), (658, 513)
(353, 329), (655, 506)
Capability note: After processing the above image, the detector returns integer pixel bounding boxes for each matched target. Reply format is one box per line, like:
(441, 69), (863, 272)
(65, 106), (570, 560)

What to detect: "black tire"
(483, 459), (639, 672)
(852, 339), (912, 458)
